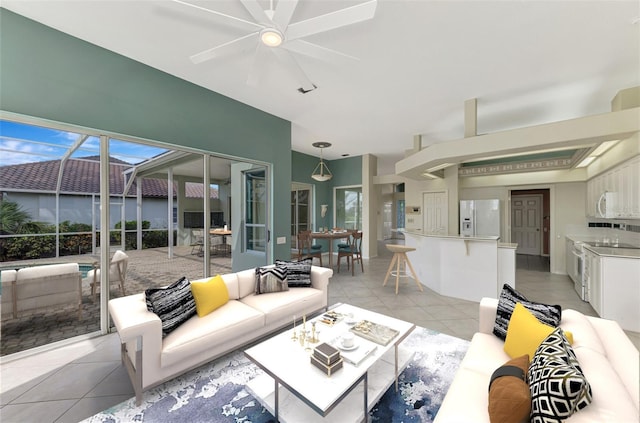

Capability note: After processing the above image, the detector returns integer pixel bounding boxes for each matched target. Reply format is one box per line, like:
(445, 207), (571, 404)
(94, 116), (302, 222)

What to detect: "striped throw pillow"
(275, 258), (312, 287)
(493, 284), (561, 341)
(255, 266), (288, 295)
(145, 276), (196, 337)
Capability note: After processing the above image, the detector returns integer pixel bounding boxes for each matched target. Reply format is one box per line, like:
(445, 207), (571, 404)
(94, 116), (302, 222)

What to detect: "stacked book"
(310, 342), (343, 376)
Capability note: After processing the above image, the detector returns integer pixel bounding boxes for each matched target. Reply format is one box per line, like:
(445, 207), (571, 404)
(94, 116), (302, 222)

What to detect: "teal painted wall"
(330, 156), (362, 187)
(0, 9), (292, 268)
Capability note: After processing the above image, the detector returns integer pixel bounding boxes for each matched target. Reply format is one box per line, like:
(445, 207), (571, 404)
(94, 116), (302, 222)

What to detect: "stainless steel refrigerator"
(459, 199), (501, 237)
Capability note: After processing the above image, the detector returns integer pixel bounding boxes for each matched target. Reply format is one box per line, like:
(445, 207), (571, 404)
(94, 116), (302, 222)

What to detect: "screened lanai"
(0, 117), (270, 357)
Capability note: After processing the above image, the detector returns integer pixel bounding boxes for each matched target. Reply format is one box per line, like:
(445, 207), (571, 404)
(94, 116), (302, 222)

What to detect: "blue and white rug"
(83, 327), (469, 423)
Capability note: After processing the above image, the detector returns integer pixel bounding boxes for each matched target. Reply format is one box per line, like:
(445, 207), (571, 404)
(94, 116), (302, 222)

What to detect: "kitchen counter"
(583, 245), (640, 259)
(402, 231), (499, 242)
(566, 234), (640, 259)
(402, 232), (514, 302)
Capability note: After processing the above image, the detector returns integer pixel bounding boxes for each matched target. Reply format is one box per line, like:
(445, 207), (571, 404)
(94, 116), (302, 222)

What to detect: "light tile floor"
(1, 244), (638, 422)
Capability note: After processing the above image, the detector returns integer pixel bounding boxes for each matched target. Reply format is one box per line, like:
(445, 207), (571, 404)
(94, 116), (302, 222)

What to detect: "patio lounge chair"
(1, 263), (83, 320)
(87, 250), (129, 301)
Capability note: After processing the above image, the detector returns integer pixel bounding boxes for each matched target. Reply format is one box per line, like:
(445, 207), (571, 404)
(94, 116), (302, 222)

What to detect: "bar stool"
(383, 244), (424, 295)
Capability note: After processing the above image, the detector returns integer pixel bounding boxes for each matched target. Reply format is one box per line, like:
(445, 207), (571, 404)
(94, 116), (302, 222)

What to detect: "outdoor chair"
(87, 249), (129, 301)
(190, 229), (204, 256)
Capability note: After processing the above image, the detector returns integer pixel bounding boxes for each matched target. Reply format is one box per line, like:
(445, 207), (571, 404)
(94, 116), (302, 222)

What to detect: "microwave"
(597, 191), (617, 218)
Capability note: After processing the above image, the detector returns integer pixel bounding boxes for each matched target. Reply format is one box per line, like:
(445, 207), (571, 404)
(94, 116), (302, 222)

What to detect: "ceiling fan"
(173, 0), (378, 92)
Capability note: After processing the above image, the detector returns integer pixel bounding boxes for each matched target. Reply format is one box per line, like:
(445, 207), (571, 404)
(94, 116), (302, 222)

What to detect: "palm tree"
(0, 200), (45, 260)
(0, 200), (44, 234)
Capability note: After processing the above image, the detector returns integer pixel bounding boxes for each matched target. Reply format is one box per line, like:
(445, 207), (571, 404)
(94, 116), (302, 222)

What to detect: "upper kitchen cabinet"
(586, 155), (640, 219)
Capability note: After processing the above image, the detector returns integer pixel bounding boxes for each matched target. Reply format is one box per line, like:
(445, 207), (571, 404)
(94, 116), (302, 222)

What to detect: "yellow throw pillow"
(190, 275), (229, 317)
(504, 302), (572, 359)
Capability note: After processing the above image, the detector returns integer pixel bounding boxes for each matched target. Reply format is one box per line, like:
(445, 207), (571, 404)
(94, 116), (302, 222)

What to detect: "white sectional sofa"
(108, 265), (332, 405)
(435, 297), (639, 422)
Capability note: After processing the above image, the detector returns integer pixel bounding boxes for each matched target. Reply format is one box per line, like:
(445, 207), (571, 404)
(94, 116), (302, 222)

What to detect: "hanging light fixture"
(311, 142), (333, 182)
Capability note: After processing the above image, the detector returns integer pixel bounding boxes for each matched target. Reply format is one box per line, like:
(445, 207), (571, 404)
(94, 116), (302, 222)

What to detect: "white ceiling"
(3, 0), (639, 175)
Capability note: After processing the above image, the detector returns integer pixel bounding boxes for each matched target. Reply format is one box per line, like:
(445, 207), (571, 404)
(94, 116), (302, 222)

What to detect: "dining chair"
(337, 231), (363, 276)
(297, 231), (323, 266)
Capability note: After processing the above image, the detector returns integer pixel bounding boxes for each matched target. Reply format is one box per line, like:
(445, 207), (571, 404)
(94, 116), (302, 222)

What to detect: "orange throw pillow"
(488, 354), (531, 423)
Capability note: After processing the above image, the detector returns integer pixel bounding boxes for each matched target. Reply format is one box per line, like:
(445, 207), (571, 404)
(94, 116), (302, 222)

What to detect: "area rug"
(83, 327), (469, 423)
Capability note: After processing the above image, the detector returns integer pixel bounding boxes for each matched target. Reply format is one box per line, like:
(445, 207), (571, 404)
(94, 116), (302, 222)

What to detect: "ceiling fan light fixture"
(311, 141), (333, 182)
(260, 28), (283, 47)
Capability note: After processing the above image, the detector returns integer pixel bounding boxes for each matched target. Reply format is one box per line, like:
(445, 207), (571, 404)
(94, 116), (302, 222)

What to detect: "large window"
(335, 186), (362, 230)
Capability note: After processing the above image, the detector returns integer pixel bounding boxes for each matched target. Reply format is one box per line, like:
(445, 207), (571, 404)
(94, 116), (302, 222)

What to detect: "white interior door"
(511, 195), (542, 255)
(423, 191), (448, 234)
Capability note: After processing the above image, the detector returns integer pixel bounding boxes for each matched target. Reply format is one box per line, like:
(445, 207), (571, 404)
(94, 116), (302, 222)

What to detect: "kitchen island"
(402, 231), (516, 302)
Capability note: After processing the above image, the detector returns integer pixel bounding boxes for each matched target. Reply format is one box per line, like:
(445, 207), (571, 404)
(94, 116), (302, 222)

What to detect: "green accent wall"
(0, 9), (292, 268)
(329, 156), (362, 187)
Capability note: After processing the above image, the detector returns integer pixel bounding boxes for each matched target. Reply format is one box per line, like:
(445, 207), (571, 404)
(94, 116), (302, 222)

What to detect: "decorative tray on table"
(350, 320), (399, 346)
(318, 310), (346, 326)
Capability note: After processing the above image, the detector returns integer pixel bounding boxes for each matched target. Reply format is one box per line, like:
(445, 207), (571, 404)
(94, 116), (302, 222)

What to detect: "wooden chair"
(337, 231), (364, 275)
(87, 249), (128, 301)
(297, 231), (323, 266)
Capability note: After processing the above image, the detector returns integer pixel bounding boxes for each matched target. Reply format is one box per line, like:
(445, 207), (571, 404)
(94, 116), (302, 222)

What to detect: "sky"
(0, 120), (168, 167)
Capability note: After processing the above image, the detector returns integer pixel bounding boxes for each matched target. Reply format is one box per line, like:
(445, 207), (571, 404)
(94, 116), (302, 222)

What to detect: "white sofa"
(1, 263), (82, 320)
(435, 297), (639, 423)
(108, 265), (332, 405)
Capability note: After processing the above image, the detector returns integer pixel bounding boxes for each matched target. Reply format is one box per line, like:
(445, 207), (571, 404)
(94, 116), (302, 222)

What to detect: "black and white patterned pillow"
(493, 284), (562, 340)
(528, 327), (592, 422)
(255, 266), (288, 295)
(275, 258), (312, 287)
(145, 276), (196, 337)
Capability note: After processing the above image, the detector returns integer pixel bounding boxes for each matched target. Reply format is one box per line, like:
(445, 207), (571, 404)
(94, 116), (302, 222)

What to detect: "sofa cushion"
(161, 300), (264, 368)
(145, 276), (196, 337)
(488, 355), (531, 423)
(558, 309), (605, 355)
(494, 284), (562, 341)
(504, 303), (572, 360)
(237, 268), (258, 299)
(240, 287), (324, 327)
(190, 275), (229, 317)
(528, 327), (592, 423)
(571, 347), (639, 421)
(275, 259), (312, 287)
(255, 266), (288, 295)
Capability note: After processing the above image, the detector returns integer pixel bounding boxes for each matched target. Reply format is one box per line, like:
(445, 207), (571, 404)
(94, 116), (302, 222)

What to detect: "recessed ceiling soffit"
(457, 148), (588, 177)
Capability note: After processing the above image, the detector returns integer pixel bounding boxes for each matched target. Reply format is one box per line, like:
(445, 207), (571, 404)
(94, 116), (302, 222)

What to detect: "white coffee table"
(244, 304), (416, 422)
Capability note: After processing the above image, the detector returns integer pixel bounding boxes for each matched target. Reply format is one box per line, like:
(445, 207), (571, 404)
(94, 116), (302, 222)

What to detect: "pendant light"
(311, 142), (333, 182)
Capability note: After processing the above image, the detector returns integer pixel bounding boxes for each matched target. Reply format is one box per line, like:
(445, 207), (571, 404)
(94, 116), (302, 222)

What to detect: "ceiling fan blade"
(272, 0), (299, 30)
(286, 0), (377, 41)
(239, 0), (270, 24)
(172, 0), (262, 32)
(271, 48), (316, 92)
(190, 32), (258, 64)
(283, 39), (358, 63)
(246, 44), (272, 86)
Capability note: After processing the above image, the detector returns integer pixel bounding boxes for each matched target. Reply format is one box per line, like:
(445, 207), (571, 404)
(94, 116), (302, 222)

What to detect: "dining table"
(210, 228), (232, 256)
(310, 230), (350, 268)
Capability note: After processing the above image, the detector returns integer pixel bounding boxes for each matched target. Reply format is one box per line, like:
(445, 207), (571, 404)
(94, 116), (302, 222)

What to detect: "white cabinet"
(585, 249), (640, 332)
(586, 155), (640, 218)
(583, 249), (601, 315)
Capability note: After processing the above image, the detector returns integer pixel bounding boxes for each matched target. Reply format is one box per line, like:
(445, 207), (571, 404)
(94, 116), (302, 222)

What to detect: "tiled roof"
(0, 156), (217, 198)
